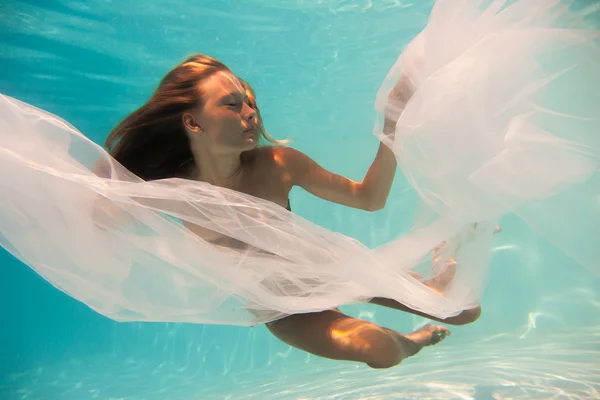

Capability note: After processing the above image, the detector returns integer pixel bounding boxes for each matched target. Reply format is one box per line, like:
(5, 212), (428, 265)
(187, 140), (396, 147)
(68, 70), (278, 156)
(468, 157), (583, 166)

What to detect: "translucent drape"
(0, 0), (597, 326)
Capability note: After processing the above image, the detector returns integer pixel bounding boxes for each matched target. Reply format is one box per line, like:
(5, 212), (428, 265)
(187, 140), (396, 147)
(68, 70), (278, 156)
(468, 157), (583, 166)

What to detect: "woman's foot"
(426, 224), (501, 294)
(469, 223), (502, 236)
(400, 324), (450, 357)
(426, 261), (457, 294)
(367, 324), (450, 369)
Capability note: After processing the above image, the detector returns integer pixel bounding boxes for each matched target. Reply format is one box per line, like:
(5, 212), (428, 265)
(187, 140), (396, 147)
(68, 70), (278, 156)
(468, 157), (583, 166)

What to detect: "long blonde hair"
(105, 54), (283, 181)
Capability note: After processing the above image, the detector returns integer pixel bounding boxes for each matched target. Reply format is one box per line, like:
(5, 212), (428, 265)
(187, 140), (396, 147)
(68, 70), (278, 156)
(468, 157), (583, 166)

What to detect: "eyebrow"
(221, 92), (249, 102)
(222, 91), (245, 98)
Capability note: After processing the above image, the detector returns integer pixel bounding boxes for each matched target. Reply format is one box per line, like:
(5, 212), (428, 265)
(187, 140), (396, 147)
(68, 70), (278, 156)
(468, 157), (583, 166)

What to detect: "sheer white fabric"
(1, 0), (598, 326)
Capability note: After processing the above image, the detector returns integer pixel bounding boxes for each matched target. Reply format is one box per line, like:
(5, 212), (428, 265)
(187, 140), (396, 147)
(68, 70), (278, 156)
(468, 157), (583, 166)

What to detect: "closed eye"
(222, 93), (250, 107)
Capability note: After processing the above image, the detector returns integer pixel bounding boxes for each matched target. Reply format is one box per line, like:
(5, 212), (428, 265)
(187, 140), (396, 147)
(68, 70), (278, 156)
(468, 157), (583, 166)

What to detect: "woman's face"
(185, 71), (259, 154)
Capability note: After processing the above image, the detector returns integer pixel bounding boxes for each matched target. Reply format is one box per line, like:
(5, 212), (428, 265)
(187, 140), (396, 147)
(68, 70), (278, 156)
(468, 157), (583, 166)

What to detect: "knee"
(447, 306), (481, 326)
(362, 332), (403, 369)
(462, 306), (482, 324)
(367, 359), (401, 369)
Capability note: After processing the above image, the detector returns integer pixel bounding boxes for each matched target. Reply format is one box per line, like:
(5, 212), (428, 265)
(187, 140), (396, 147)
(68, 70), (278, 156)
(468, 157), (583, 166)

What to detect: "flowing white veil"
(0, 0), (598, 326)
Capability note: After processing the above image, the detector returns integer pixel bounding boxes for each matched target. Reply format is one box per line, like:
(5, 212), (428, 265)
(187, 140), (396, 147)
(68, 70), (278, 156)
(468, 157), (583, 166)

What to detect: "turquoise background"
(1, 1), (599, 398)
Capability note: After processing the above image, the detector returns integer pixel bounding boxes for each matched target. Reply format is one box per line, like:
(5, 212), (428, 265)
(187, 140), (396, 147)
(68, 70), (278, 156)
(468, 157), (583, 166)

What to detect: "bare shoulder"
(251, 145), (300, 165)
(245, 146), (311, 189)
(253, 145), (309, 175)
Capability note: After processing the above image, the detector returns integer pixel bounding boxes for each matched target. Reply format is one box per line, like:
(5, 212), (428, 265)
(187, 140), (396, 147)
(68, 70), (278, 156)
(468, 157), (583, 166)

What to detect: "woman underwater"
(1, 0), (596, 371)
(104, 54), (481, 369)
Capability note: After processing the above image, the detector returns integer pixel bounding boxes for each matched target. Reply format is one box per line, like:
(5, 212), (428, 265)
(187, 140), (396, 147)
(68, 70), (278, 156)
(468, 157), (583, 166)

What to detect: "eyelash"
(226, 100), (251, 107)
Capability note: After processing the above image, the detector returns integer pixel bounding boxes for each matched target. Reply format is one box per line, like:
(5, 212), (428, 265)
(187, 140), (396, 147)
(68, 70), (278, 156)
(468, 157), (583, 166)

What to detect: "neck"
(190, 144), (244, 188)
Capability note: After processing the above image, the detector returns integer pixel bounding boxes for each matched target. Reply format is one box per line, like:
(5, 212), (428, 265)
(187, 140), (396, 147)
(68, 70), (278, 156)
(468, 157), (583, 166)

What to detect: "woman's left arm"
(281, 120), (397, 212)
(282, 70), (418, 211)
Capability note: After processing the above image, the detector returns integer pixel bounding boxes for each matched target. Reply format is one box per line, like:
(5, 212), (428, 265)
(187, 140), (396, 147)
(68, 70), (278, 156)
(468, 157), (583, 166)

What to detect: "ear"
(182, 112), (202, 133)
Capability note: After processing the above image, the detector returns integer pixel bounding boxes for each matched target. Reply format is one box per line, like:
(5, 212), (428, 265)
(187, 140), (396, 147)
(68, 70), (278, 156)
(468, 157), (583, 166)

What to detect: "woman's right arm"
(91, 158), (140, 230)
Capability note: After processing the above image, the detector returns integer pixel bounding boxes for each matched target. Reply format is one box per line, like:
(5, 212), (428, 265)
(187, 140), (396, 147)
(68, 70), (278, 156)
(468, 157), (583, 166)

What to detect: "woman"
(105, 54), (480, 369)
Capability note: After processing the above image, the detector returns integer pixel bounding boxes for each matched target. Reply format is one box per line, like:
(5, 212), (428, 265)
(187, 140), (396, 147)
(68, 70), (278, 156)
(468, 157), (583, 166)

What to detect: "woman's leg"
(370, 229), (501, 326)
(266, 225), (498, 367)
(368, 297), (481, 326)
(266, 309), (449, 369)
(370, 252), (483, 326)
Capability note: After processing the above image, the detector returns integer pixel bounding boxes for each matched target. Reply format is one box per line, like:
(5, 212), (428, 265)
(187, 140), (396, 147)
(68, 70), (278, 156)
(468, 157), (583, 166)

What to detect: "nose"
(243, 102), (257, 123)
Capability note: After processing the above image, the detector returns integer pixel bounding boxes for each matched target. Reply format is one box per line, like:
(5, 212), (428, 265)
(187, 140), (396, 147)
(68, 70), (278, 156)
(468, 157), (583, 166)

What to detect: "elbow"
(360, 189), (387, 212)
(364, 198), (386, 212)
(366, 204), (385, 212)
(359, 185), (389, 212)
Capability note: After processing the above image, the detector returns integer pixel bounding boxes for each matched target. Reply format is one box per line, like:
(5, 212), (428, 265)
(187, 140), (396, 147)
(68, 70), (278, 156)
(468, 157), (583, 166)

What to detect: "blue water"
(1, 0), (599, 399)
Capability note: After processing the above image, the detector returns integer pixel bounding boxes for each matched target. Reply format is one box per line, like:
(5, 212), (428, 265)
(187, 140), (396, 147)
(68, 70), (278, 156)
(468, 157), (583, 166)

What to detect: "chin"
(242, 137), (259, 150)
